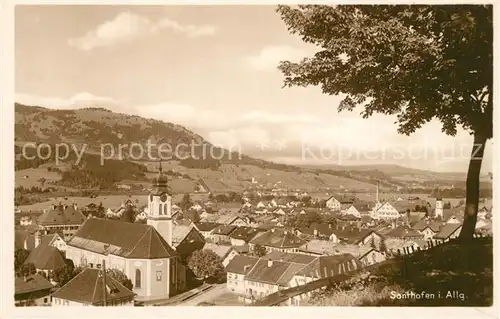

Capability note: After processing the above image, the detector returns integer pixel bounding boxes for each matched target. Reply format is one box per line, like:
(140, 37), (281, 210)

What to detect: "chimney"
(73, 203), (78, 211)
(267, 259), (273, 267)
(271, 228), (275, 233)
(34, 231), (41, 248)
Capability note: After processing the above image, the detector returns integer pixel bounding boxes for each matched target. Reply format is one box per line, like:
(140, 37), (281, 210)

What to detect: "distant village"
(14, 167), (493, 307)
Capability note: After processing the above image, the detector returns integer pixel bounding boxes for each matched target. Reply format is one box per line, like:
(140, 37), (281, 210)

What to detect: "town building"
(325, 196), (341, 211)
(52, 268), (135, 306)
(203, 243), (240, 267)
(24, 231), (66, 276)
(249, 228), (306, 254)
(15, 273), (54, 306)
(37, 203), (86, 240)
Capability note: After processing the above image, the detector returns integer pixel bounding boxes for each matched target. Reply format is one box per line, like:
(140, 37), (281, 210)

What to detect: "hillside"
(304, 237), (493, 306)
(14, 103), (486, 194)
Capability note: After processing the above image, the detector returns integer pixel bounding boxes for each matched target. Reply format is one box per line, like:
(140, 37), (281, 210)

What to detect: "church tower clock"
(147, 161), (173, 246)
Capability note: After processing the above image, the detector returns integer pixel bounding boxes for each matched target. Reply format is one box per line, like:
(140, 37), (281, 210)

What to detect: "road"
(178, 284), (227, 306)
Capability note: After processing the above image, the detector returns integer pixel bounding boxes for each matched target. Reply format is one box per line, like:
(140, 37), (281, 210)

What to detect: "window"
(97, 264), (101, 269)
(135, 269), (142, 288)
(156, 270), (162, 281)
(44, 297), (48, 303)
(89, 263), (94, 268)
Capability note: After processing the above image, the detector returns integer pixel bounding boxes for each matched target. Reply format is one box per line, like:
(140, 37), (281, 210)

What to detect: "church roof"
(151, 162), (170, 195)
(67, 218), (177, 259)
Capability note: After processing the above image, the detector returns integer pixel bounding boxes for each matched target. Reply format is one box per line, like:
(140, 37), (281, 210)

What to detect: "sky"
(15, 5), (493, 172)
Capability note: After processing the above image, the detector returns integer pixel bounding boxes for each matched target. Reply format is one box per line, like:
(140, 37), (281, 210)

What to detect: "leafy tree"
(180, 194), (193, 211)
(17, 263), (36, 277)
(106, 268), (133, 290)
(51, 260), (78, 286)
(253, 244), (267, 257)
(15, 249), (30, 272)
(276, 5), (492, 242)
(187, 249), (225, 281)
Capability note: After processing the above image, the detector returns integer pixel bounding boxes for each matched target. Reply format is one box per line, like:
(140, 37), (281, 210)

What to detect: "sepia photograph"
(6, 3), (495, 312)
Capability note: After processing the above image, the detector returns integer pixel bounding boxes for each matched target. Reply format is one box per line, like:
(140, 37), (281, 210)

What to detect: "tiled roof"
(67, 218), (176, 259)
(385, 226), (423, 239)
(25, 237), (66, 271)
(51, 268), (135, 305)
(434, 223), (462, 240)
(298, 223), (335, 238)
(194, 222), (220, 232)
(262, 251), (314, 264)
(224, 255), (259, 274)
(412, 219), (442, 232)
(212, 224), (237, 236)
(300, 241), (373, 259)
(38, 204), (86, 226)
(203, 243), (234, 259)
(229, 226), (263, 242)
(250, 229), (305, 248)
(15, 273), (54, 295)
(172, 224), (193, 246)
(245, 259), (296, 285)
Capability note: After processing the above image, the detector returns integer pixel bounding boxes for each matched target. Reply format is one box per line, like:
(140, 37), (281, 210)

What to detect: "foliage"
(306, 237), (492, 306)
(253, 244), (268, 257)
(14, 249), (30, 272)
(179, 194), (193, 211)
(17, 263), (36, 277)
(106, 268), (133, 290)
(276, 5), (492, 240)
(51, 260), (80, 286)
(286, 210), (323, 229)
(187, 249), (225, 282)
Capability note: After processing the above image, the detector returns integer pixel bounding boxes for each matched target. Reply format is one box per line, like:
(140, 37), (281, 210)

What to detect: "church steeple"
(152, 159), (169, 195)
(147, 158), (173, 246)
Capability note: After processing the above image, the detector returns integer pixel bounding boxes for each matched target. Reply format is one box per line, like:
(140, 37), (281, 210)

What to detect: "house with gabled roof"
(37, 203), (86, 240)
(203, 243), (240, 267)
(298, 241), (386, 267)
(411, 219), (442, 240)
(239, 252), (361, 305)
(193, 222), (220, 240)
(229, 226), (265, 246)
(171, 223), (205, 258)
(384, 226), (424, 240)
(225, 255), (259, 295)
(325, 196), (341, 211)
(52, 268), (135, 306)
(434, 223), (462, 243)
(15, 273), (54, 306)
(249, 228), (306, 254)
(211, 224), (237, 244)
(24, 231), (66, 276)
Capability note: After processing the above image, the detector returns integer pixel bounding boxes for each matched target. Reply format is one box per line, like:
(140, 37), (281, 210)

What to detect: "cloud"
(68, 12), (216, 51)
(15, 92), (119, 109)
(246, 45), (308, 71)
(241, 110), (320, 124)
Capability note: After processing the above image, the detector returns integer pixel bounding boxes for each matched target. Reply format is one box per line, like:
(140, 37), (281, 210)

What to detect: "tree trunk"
(458, 132), (487, 242)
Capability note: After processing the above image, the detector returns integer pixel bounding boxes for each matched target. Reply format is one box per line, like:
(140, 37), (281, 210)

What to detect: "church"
(65, 163), (187, 302)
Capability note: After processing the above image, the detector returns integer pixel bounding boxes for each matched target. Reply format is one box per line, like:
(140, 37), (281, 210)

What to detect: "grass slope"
(305, 237), (493, 307)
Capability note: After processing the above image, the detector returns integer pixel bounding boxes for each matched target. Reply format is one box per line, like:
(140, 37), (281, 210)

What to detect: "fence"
(250, 233), (492, 306)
